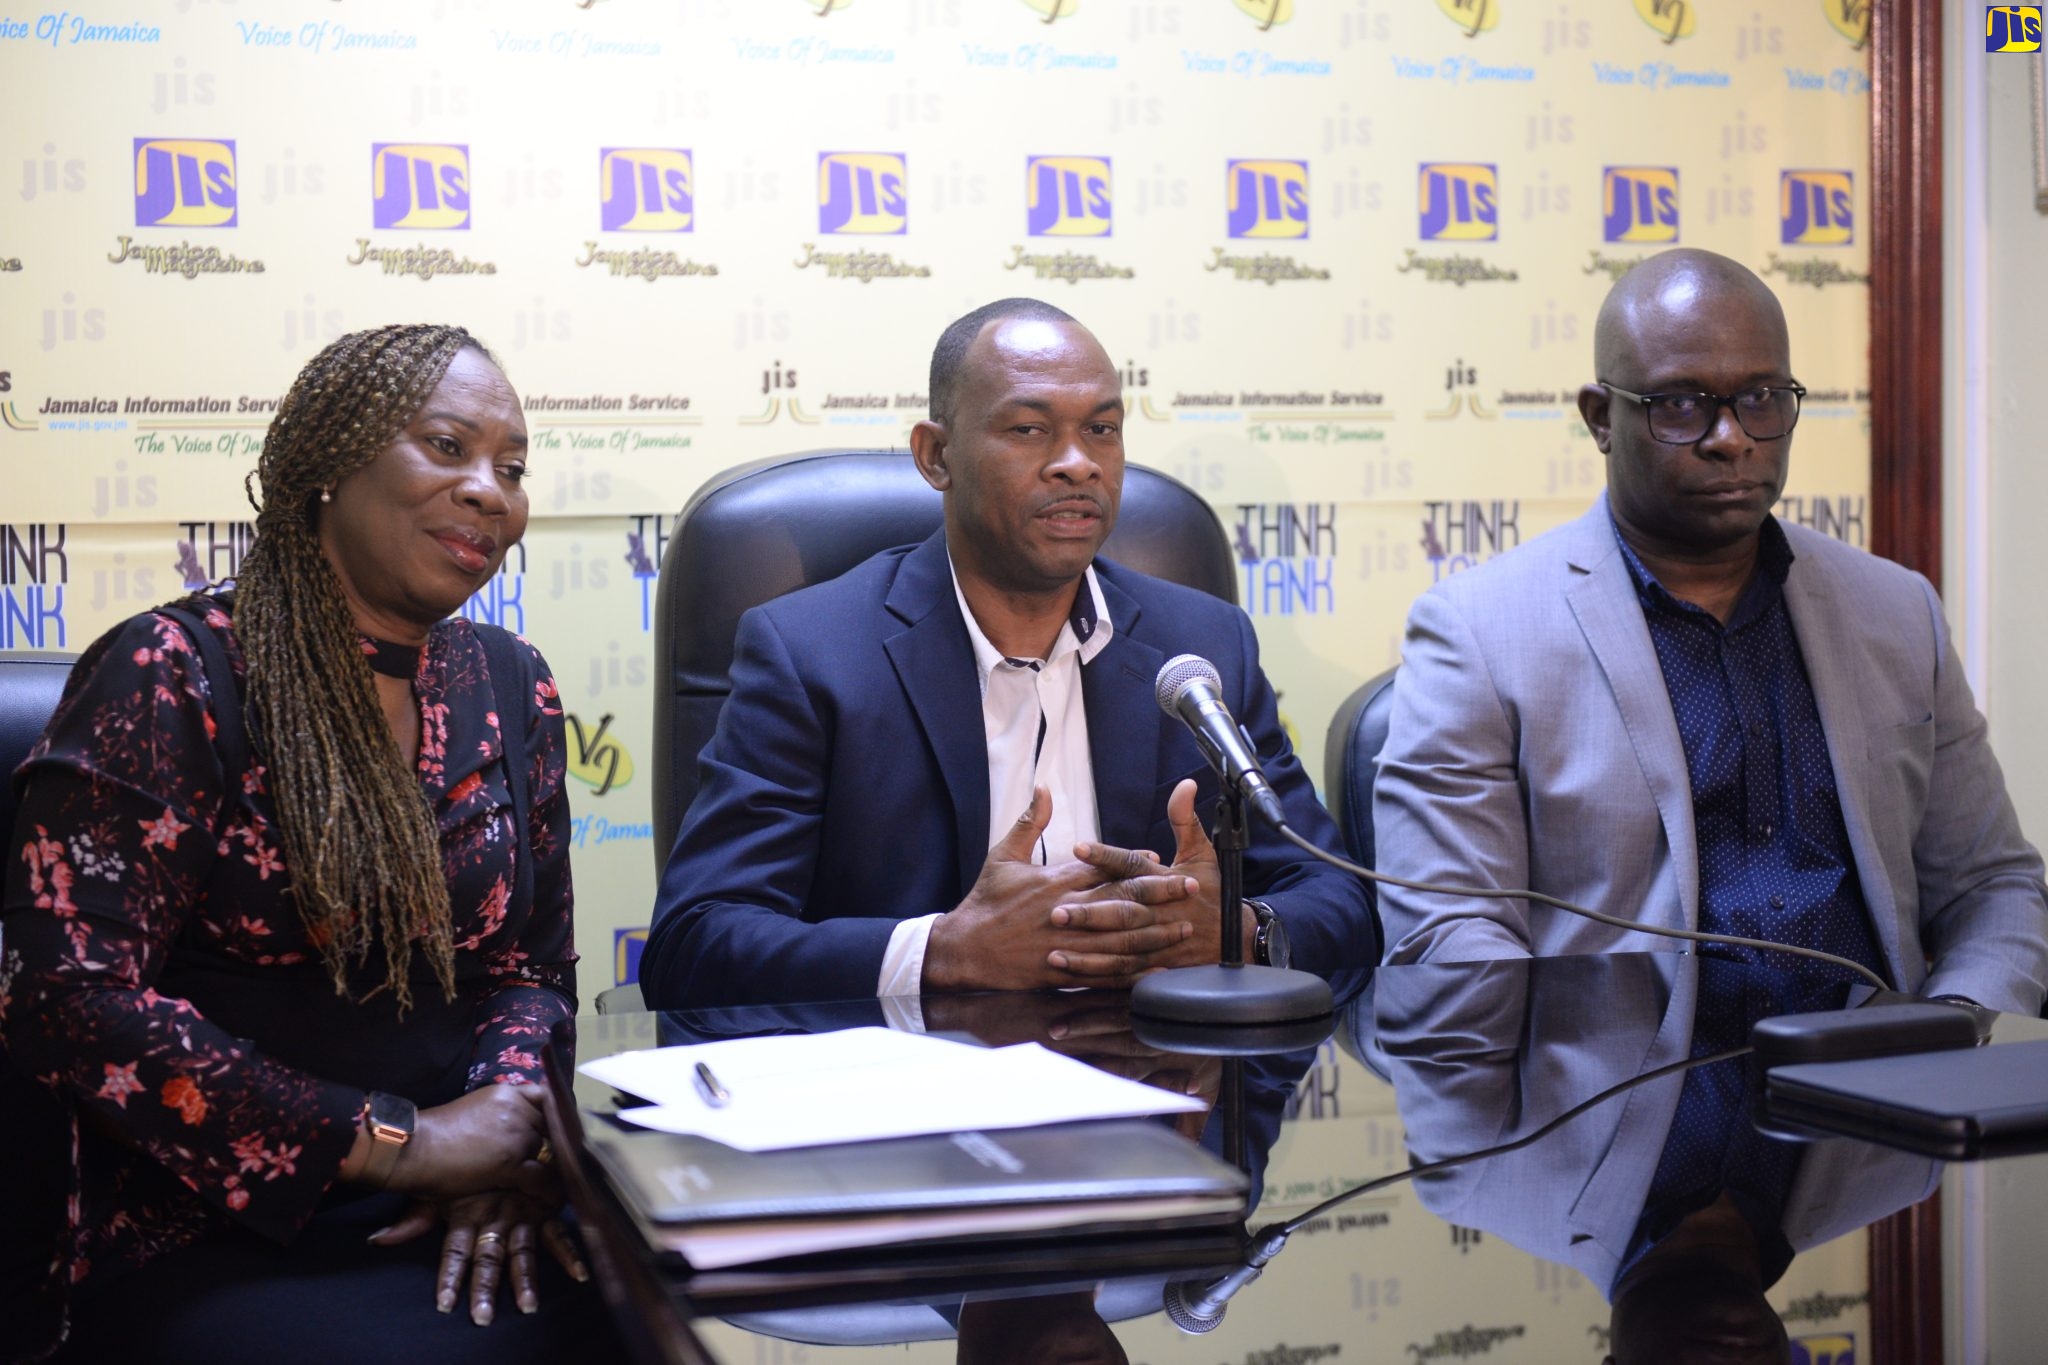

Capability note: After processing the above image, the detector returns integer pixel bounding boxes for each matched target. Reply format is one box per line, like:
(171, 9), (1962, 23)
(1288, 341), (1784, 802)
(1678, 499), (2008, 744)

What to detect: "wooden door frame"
(1867, 2), (1946, 1362)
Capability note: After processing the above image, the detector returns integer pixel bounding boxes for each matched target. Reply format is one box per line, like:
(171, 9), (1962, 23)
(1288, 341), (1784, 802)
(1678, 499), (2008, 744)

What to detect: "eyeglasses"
(1600, 382), (1807, 445)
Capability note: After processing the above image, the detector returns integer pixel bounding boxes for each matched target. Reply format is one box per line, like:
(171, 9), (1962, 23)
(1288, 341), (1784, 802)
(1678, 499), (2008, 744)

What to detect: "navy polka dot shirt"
(1613, 515), (1886, 986)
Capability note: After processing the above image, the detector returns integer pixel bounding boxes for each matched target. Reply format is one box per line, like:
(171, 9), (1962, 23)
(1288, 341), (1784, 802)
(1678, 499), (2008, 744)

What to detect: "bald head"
(1594, 249), (1788, 388)
(1576, 247), (1800, 565)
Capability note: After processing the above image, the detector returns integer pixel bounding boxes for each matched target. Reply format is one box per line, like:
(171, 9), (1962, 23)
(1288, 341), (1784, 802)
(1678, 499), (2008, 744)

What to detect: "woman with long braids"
(1, 325), (615, 1361)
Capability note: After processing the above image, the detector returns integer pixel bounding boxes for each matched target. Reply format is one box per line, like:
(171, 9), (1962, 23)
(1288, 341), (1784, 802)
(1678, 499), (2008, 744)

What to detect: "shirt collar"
(1610, 511), (1795, 631)
(946, 557), (1115, 682)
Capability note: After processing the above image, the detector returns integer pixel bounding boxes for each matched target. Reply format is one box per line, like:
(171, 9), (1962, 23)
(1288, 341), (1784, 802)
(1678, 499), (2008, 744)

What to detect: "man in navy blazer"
(644, 300), (1374, 1007)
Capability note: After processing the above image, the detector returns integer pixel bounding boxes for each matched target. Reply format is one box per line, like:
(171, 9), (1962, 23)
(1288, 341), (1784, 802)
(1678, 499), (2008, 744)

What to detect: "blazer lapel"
(1561, 502), (1702, 930)
(1082, 568), (1165, 854)
(882, 532), (990, 898)
(1781, 547), (1902, 979)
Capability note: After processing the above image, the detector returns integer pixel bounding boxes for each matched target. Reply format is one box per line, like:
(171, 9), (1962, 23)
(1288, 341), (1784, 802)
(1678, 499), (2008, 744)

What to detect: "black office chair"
(1322, 665), (1400, 900)
(0, 651), (72, 846)
(1323, 665), (1399, 1077)
(0, 650), (78, 1354)
(650, 449), (1238, 865)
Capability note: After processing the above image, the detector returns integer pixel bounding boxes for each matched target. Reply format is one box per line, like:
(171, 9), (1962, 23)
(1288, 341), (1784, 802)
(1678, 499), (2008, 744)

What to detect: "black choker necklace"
(361, 636), (423, 680)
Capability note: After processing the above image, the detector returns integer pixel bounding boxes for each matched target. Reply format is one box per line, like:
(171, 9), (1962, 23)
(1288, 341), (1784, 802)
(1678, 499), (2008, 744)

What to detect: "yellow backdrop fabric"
(2, 3), (1874, 1350)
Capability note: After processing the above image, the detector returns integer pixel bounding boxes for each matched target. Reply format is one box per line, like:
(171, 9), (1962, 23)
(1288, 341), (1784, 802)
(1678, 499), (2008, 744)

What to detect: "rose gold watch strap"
(358, 1097), (411, 1190)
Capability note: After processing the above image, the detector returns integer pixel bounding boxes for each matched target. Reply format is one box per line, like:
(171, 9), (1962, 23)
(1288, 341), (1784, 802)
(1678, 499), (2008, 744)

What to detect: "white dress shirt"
(875, 560), (1116, 1001)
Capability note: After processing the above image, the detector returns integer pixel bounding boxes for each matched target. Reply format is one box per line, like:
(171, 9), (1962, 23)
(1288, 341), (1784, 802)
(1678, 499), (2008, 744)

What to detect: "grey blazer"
(1374, 497), (2048, 1015)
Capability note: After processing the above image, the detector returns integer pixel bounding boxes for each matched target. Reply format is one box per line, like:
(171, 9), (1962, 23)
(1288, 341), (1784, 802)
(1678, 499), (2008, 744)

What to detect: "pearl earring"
(320, 487), (333, 504)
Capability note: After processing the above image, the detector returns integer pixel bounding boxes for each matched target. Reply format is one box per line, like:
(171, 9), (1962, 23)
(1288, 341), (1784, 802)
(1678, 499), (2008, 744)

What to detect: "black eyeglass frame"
(1598, 381), (1809, 445)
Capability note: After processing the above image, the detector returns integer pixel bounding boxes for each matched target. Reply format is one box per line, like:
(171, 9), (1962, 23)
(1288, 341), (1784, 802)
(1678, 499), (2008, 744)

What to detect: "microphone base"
(1130, 1013), (1334, 1057)
(1130, 963), (1334, 1026)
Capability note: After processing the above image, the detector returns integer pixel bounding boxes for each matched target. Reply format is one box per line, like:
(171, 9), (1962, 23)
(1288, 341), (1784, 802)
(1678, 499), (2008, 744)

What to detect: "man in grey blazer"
(1374, 248), (2048, 1015)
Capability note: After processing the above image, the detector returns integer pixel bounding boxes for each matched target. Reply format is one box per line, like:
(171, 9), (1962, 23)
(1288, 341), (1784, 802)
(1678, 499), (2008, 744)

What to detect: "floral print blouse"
(0, 597), (576, 1318)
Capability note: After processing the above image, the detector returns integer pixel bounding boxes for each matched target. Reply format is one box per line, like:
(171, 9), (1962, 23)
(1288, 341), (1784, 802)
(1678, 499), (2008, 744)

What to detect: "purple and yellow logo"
(613, 927), (648, 986)
(818, 152), (906, 235)
(1789, 1334), (1856, 1365)
(133, 138), (237, 228)
(1227, 159), (1309, 240)
(1027, 156), (1112, 237)
(600, 148), (694, 232)
(1779, 169), (1853, 246)
(371, 143), (470, 231)
(1436, 0), (1498, 36)
(1602, 167), (1679, 244)
(1988, 6), (2043, 50)
(1419, 163), (1497, 242)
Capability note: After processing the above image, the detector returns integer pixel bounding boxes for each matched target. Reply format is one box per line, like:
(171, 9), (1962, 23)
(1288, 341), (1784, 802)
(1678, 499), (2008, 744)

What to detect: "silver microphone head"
(1155, 653), (1223, 715)
(1161, 1279), (1227, 1334)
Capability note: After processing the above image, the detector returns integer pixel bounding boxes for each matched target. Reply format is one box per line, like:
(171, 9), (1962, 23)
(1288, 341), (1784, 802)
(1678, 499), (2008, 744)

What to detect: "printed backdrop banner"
(3, 0), (1878, 1353)
(4, 0), (1869, 1021)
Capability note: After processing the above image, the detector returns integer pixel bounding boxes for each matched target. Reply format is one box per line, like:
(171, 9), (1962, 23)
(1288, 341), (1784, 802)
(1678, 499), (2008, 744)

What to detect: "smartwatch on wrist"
(357, 1091), (417, 1190)
(1247, 900), (1291, 970)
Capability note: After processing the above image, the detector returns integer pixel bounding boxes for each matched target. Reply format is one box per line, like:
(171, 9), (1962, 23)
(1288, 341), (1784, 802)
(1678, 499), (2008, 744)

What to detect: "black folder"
(583, 1115), (1248, 1270)
(1762, 1037), (2048, 1159)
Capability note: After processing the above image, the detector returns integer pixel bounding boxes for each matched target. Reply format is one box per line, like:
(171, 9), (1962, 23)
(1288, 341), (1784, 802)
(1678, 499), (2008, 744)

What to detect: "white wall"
(1945, 1), (2048, 829)
(1942, 9), (2048, 1361)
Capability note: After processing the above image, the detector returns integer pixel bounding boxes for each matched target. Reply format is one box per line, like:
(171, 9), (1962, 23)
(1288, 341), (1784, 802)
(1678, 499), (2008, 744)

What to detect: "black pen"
(693, 1061), (731, 1108)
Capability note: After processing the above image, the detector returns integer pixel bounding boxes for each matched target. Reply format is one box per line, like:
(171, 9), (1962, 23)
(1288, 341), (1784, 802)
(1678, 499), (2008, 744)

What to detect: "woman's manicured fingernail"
(473, 1303), (494, 1327)
(437, 1292), (454, 1314)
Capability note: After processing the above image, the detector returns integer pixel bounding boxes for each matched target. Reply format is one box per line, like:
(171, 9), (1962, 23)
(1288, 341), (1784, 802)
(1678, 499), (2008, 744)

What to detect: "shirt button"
(1770, 895), (1785, 909)
(1759, 823), (1774, 839)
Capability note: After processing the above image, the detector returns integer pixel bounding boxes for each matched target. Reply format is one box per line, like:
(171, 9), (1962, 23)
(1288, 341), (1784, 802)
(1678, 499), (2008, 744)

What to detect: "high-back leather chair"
(0, 650), (77, 1343)
(651, 449), (1237, 864)
(0, 651), (72, 849)
(1322, 665), (1400, 906)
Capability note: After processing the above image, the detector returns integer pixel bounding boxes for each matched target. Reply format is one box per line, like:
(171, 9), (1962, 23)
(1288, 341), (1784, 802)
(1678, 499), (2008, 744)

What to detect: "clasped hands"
(350, 1083), (589, 1327)
(925, 779), (1249, 992)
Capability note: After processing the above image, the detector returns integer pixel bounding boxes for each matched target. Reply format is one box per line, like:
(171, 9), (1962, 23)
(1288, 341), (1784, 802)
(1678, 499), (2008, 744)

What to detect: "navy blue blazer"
(643, 530), (1377, 1008)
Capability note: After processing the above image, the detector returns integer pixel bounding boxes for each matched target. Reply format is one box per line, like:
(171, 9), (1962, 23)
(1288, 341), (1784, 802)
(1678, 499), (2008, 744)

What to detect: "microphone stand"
(1130, 781), (1334, 1026)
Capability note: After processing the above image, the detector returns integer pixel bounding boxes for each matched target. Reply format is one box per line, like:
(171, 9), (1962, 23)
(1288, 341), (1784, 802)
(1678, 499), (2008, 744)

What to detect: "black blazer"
(643, 530), (1377, 1007)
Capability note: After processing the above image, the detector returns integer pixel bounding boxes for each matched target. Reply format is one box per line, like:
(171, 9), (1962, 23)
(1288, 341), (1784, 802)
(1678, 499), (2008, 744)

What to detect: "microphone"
(1161, 1225), (1291, 1334)
(1155, 655), (1288, 829)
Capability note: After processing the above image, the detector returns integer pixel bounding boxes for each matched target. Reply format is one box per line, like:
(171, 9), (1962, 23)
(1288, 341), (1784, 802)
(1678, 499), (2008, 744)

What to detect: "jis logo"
(133, 139), (237, 228)
(1779, 170), (1853, 246)
(1603, 167), (1679, 244)
(1419, 163), (1497, 242)
(613, 928), (647, 986)
(818, 152), (907, 235)
(1436, 0), (1499, 36)
(371, 143), (471, 231)
(1988, 7), (2043, 51)
(1027, 156), (1112, 237)
(1789, 1335), (1856, 1365)
(1227, 160), (1309, 240)
(600, 148), (694, 233)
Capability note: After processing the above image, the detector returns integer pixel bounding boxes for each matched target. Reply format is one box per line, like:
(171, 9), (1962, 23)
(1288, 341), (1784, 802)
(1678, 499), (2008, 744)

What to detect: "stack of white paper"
(577, 1026), (1205, 1153)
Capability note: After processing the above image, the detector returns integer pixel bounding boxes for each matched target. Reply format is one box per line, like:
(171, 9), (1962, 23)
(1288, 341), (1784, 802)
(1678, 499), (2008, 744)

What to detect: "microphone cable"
(1163, 1042), (1752, 1333)
(1147, 652), (1887, 993)
(1268, 822), (1889, 993)
(1276, 1043), (1751, 1234)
